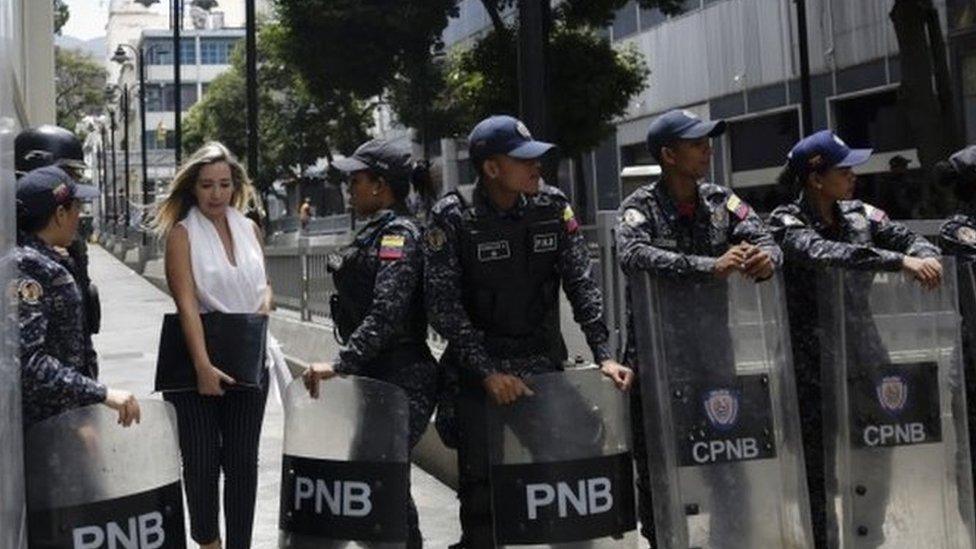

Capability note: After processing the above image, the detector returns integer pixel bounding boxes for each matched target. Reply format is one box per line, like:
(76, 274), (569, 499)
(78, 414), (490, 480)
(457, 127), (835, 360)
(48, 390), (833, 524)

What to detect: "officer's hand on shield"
(303, 362), (338, 399)
(196, 363), (236, 396)
(599, 360), (634, 391)
(714, 244), (749, 279)
(483, 373), (535, 406)
(740, 243), (776, 281)
(103, 389), (141, 427)
(902, 256), (943, 290)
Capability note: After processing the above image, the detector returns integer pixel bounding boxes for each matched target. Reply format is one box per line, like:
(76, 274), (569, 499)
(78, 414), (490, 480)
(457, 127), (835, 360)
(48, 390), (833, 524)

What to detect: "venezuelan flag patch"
(378, 235), (406, 260)
(563, 205), (579, 234)
(726, 194), (750, 221)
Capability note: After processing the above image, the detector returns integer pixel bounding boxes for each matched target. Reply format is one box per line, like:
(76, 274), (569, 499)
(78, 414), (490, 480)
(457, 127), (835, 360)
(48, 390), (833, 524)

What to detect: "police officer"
(16, 124), (101, 377)
(939, 145), (976, 258)
(424, 115), (633, 548)
(769, 130), (941, 547)
(937, 145), (976, 514)
(15, 166), (139, 428)
(616, 109), (781, 545)
(302, 139), (438, 548)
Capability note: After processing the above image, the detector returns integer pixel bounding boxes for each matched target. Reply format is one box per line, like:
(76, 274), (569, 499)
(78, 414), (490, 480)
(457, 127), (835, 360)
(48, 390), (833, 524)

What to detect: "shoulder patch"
(958, 226), (976, 244)
(622, 208), (647, 227)
(425, 227), (447, 252)
(864, 204), (888, 223)
(18, 278), (43, 305)
(726, 194), (751, 220)
(779, 213), (804, 228)
(378, 234), (406, 260)
(563, 205), (579, 234)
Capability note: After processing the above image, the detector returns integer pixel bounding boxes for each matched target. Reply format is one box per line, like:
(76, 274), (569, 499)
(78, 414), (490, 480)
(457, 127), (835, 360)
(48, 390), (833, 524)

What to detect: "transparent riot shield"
(486, 367), (638, 547)
(279, 376), (410, 548)
(629, 272), (812, 548)
(818, 259), (975, 548)
(25, 400), (186, 548)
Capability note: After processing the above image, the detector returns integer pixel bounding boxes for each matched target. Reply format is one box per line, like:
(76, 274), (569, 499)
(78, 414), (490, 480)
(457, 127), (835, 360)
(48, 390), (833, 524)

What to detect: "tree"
(53, 0), (69, 35)
(272, 0), (458, 102)
(890, 0), (961, 172)
(55, 48), (107, 132)
(182, 24), (373, 190)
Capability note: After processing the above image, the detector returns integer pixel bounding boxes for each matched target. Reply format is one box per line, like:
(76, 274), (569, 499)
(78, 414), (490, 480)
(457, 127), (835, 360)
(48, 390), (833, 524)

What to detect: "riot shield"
(818, 260), (975, 547)
(25, 400), (186, 548)
(486, 367), (637, 547)
(629, 272), (812, 548)
(279, 376), (410, 548)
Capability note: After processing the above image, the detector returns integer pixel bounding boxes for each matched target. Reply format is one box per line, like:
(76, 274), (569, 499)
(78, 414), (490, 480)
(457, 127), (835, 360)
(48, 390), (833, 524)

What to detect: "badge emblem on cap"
(833, 135), (847, 147)
(52, 183), (71, 203)
(681, 109), (699, 120)
(515, 121), (532, 139)
(957, 226), (976, 244)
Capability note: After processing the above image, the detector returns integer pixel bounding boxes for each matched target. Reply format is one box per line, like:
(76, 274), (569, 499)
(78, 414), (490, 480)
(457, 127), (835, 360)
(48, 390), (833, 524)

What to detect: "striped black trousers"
(165, 375), (269, 548)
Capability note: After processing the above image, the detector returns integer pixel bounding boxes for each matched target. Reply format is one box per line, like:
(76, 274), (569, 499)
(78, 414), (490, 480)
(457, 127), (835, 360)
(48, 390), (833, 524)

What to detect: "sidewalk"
(88, 245), (460, 547)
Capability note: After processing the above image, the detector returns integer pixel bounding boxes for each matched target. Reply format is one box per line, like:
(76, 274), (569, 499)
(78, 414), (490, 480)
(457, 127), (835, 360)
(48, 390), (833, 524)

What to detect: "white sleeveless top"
(180, 206), (268, 314)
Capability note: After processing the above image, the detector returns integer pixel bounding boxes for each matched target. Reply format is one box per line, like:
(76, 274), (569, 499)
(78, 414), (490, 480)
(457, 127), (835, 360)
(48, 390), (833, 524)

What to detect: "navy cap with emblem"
(332, 139), (412, 180)
(16, 165), (99, 221)
(787, 130), (872, 176)
(646, 109), (726, 161)
(468, 115), (555, 162)
(948, 146), (976, 180)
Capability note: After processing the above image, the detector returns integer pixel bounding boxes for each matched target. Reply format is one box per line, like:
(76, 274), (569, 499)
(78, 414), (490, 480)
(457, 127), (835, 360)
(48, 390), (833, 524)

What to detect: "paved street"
(89, 245), (460, 547)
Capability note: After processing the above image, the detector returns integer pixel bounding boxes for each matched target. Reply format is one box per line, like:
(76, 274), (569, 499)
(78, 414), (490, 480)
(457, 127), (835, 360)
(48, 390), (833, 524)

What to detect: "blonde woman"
(151, 142), (271, 549)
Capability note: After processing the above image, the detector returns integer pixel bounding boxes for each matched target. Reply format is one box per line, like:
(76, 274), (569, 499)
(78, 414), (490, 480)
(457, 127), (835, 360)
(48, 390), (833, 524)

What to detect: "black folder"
(154, 312), (268, 392)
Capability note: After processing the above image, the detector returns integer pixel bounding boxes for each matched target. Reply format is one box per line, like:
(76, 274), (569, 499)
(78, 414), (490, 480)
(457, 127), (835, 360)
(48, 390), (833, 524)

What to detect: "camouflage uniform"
(616, 180), (781, 545)
(425, 182), (612, 547)
(328, 207), (436, 548)
(16, 233), (106, 427)
(770, 193), (939, 547)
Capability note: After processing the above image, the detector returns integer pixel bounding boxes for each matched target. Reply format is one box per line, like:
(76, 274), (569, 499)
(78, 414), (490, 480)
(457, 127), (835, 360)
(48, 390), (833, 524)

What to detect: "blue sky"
(61, 0), (109, 40)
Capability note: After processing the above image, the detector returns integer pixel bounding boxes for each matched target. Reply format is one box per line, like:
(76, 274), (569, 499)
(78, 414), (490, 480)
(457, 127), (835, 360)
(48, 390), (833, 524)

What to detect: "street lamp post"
(113, 44), (152, 244)
(135, 0), (216, 165)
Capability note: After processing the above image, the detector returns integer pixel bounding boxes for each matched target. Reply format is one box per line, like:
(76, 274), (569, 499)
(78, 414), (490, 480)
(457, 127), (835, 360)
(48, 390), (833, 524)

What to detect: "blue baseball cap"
(646, 109), (726, 160)
(787, 130), (872, 176)
(17, 165), (99, 221)
(468, 115), (555, 162)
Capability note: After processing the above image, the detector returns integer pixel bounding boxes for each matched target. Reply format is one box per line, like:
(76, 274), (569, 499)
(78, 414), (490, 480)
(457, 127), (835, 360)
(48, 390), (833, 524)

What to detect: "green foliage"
(272, 0), (458, 101)
(182, 24), (372, 189)
(55, 48), (107, 131)
(53, 0), (69, 35)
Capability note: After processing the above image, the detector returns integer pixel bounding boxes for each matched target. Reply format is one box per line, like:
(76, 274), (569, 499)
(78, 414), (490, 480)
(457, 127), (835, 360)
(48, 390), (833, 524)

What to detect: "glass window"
(146, 38), (194, 65)
(199, 39), (238, 65)
(143, 84), (198, 112)
(612, 1), (639, 40)
(833, 90), (913, 153)
(145, 129), (175, 150)
(728, 110), (800, 173)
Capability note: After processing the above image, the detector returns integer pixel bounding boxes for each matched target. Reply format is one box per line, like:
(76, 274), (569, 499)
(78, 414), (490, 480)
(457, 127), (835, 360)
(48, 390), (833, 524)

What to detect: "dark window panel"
(728, 109), (800, 173)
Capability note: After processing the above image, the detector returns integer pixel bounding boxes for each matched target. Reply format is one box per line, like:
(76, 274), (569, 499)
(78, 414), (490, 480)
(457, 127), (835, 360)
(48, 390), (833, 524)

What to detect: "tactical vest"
(455, 192), (565, 360)
(329, 215), (427, 347)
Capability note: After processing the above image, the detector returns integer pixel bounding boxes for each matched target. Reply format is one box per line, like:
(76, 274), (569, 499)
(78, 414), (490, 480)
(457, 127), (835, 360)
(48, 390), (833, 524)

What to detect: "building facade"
(0, 0), (56, 545)
(432, 0), (975, 223)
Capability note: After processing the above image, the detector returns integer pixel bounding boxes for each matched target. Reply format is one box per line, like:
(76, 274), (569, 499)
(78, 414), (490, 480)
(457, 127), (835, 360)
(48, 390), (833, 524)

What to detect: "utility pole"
(795, 0), (813, 136)
(245, 0), (259, 184)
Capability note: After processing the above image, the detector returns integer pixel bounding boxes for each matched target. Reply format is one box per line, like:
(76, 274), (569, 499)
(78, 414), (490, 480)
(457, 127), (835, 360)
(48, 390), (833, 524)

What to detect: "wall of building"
(0, 0), (55, 544)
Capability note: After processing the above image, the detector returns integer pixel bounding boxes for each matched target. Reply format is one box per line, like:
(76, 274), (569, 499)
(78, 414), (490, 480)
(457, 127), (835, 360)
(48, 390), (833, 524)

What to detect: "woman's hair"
(149, 141), (262, 236)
